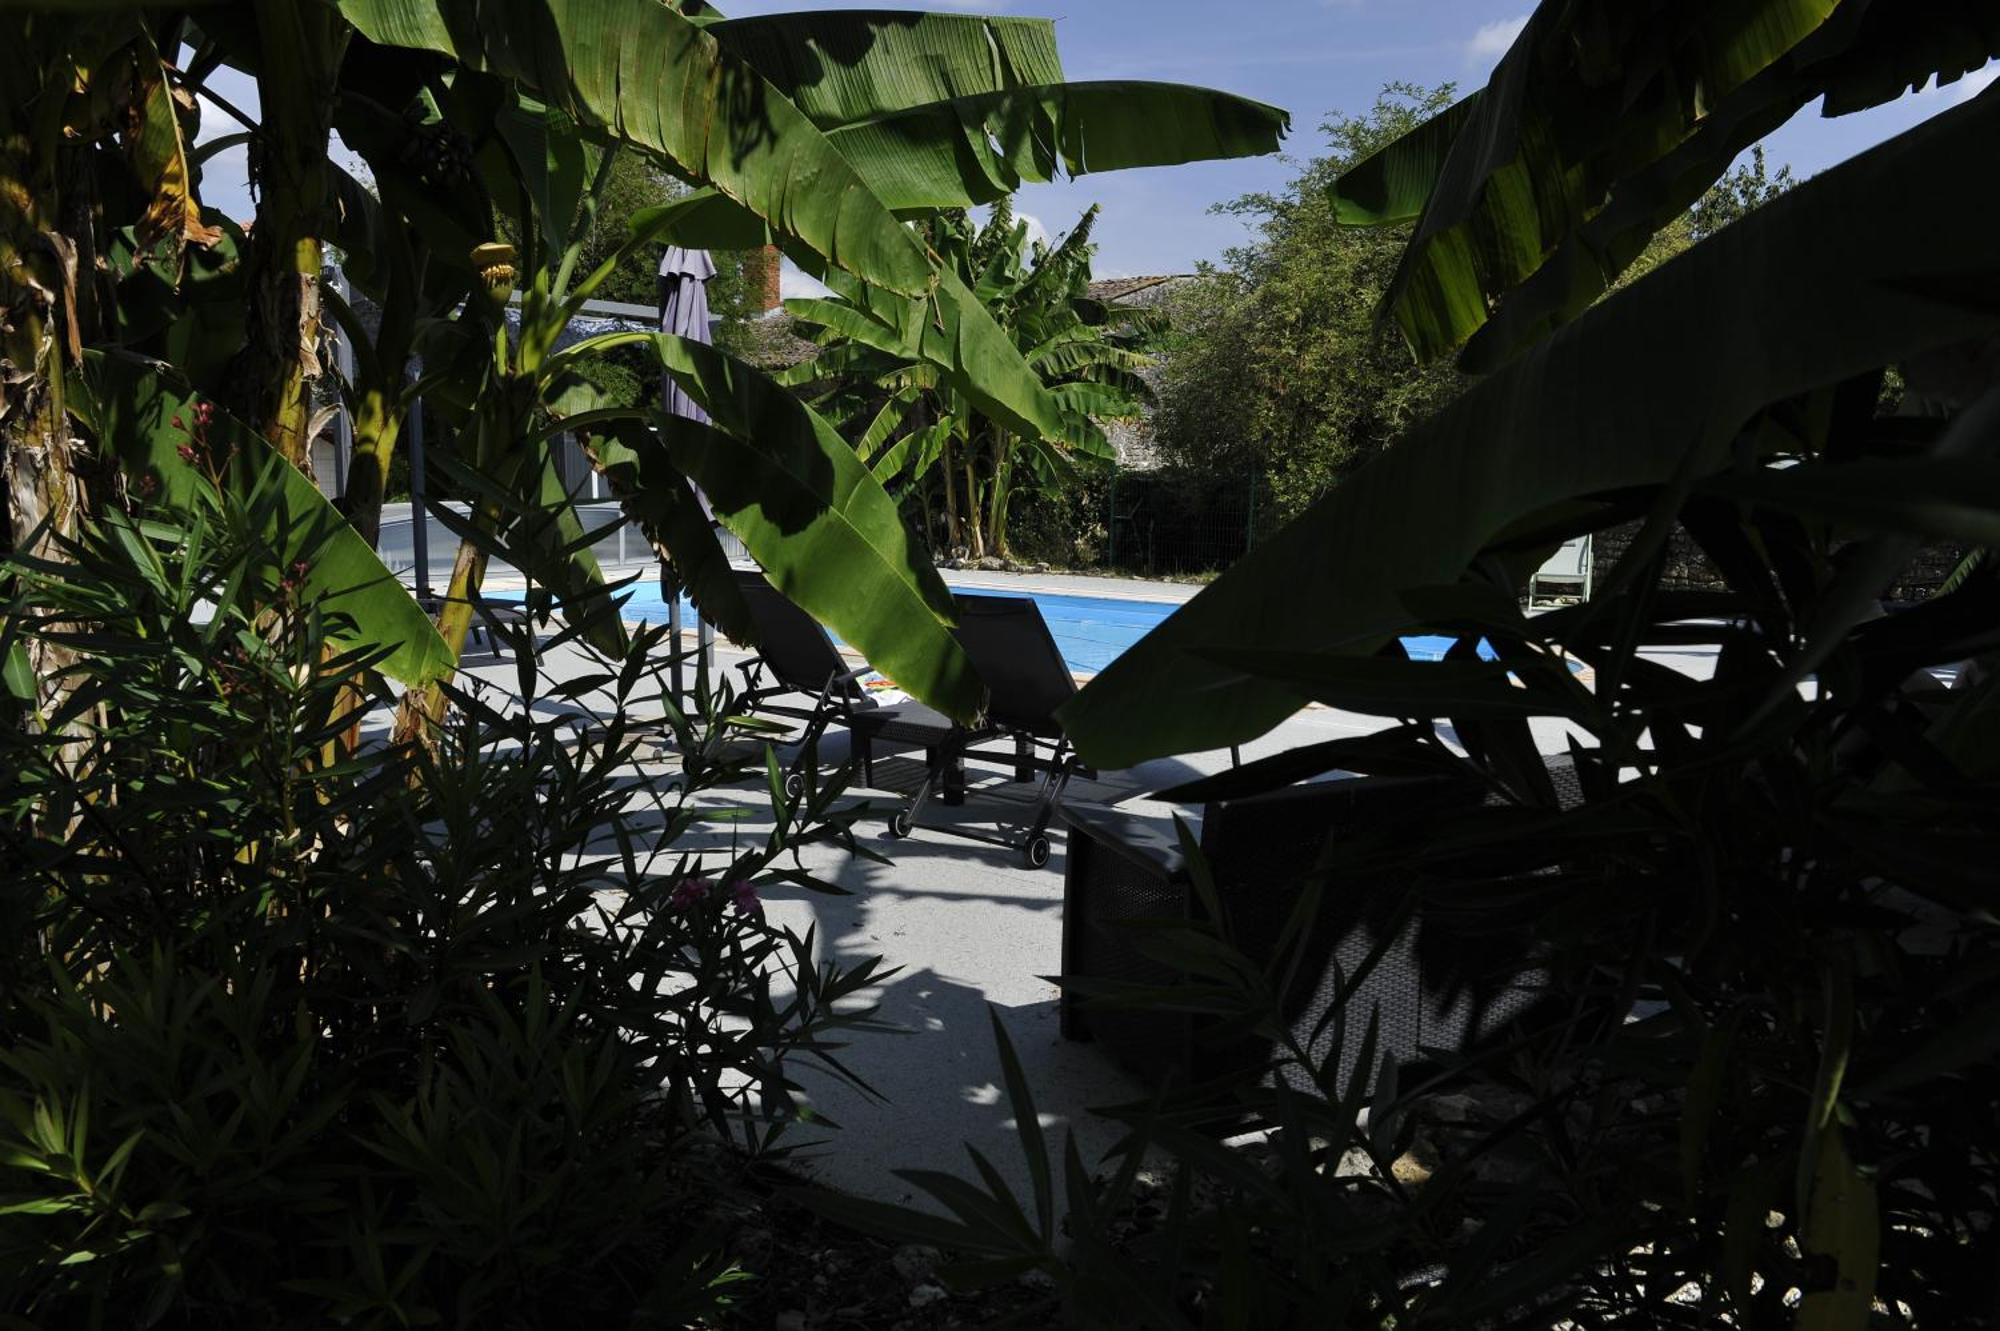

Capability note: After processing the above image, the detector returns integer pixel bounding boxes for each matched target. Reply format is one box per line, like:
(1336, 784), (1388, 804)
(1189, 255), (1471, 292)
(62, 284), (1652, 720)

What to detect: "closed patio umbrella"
(657, 247), (717, 700)
(657, 246), (716, 424)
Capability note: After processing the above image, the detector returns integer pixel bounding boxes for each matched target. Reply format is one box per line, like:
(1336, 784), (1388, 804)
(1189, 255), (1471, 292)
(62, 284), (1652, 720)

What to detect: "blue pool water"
(540, 578), (1467, 677)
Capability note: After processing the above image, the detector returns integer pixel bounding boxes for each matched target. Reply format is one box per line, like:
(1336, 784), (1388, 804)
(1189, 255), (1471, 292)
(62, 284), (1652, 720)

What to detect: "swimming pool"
(546, 577), (1469, 677)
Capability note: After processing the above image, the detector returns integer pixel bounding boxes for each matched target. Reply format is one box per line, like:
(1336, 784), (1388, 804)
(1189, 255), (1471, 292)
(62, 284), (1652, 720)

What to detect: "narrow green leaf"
(68, 353), (454, 686)
(2, 642), (31, 702)
(986, 1007), (1054, 1242)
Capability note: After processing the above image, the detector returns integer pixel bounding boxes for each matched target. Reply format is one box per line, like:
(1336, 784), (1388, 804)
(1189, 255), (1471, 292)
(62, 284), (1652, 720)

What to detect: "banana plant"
(6, 0), (1288, 725)
(787, 201), (1148, 560)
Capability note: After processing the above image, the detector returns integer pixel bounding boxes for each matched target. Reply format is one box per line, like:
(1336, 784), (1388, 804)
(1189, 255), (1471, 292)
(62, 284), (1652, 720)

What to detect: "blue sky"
(719, 0), (1993, 278)
(196, 2), (1993, 282)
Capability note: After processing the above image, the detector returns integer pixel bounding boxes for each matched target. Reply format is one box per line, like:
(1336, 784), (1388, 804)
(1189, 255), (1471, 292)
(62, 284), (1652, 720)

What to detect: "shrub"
(0, 487), (884, 1327)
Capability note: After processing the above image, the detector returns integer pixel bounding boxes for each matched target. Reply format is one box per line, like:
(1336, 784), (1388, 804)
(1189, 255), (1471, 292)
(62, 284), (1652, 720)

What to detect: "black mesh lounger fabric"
(730, 570), (859, 700)
(846, 702), (957, 749)
(950, 594), (1076, 738)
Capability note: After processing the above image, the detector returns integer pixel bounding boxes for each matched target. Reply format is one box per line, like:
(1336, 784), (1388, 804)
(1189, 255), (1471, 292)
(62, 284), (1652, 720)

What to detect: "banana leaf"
(871, 416), (951, 486)
(647, 391), (979, 719)
(625, 188), (776, 252)
(551, 332), (978, 718)
(573, 420), (754, 647)
(516, 445), (628, 656)
(68, 352), (454, 686)
(492, 93), (600, 254)
(708, 10), (1065, 127)
(1328, 91), (1484, 227)
(121, 27), (222, 255)
(336, 0), (934, 297)
(1336, 0), (2000, 366)
(789, 258), (1075, 443)
(823, 81), (1290, 211)
(704, 20), (1283, 210)
(1057, 89), (2000, 767)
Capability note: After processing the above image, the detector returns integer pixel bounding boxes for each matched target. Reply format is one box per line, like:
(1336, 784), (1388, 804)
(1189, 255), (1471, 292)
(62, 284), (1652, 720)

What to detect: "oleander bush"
(0, 483), (886, 1328)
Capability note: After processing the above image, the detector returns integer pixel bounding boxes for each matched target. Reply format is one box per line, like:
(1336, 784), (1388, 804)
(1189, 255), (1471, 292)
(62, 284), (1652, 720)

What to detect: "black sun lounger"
(729, 575), (1080, 868)
(729, 569), (883, 795)
(868, 593), (1080, 868)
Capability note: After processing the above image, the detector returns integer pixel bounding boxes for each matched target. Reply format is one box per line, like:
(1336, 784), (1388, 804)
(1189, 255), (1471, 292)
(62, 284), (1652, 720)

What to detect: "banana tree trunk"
(963, 449), (985, 560)
(390, 377), (530, 743)
(334, 232), (424, 549)
(340, 385), (402, 548)
(1, 124), (99, 732)
(235, 1), (347, 469)
(988, 432), (1013, 560)
(941, 430), (963, 554)
(390, 495), (504, 744)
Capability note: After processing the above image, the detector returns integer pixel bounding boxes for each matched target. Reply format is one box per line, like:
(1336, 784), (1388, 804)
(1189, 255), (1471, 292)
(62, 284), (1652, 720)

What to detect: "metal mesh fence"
(1006, 468), (1275, 578)
(1594, 521), (1970, 606)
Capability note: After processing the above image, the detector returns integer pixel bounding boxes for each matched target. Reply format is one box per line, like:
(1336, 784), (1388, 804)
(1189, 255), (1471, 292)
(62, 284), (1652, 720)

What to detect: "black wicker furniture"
(1058, 770), (1561, 1094)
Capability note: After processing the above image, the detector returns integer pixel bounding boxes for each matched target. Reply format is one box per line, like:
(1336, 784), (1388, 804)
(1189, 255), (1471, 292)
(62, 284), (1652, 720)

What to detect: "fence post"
(409, 397), (430, 603)
(1107, 466), (1119, 567)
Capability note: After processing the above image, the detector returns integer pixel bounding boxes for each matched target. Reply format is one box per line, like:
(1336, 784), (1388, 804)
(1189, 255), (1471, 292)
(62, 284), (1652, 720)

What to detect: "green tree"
(1151, 84), (1467, 523)
(1690, 144), (1797, 240)
(1154, 88), (1800, 526)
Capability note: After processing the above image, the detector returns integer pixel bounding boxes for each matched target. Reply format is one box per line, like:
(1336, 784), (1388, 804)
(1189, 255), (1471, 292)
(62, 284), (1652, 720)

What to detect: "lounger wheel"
(783, 771), (806, 801)
(1023, 834), (1051, 869)
(886, 809), (914, 839)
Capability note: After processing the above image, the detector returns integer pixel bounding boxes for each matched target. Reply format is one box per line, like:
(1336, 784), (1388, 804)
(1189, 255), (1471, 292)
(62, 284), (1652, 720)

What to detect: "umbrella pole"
(665, 558), (684, 708)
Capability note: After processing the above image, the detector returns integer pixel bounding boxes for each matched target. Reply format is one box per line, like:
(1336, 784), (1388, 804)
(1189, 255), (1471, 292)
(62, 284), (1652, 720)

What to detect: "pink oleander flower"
(728, 879), (761, 917)
(669, 876), (711, 912)
(176, 443), (197, 463)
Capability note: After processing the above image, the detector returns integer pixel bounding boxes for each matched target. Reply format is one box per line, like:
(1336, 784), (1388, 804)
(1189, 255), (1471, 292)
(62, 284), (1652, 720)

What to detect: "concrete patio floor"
(432, 576), (1717, 1222)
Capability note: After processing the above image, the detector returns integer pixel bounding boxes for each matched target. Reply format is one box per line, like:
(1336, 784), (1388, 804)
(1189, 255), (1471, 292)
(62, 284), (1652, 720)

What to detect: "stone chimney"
(756, 244), (781, 314)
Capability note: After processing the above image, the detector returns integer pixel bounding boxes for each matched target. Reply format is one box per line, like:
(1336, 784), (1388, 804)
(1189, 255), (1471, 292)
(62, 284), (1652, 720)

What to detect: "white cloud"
(974, 204), (1052, 253)
(1466, 15), (1529, 67)
(191, 63), (259, 143)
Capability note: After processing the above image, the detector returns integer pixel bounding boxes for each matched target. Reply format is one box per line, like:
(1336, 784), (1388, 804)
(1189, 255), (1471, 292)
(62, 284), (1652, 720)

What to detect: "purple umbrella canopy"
(657, 246), (715, 426)
(656, 246), (718, 689)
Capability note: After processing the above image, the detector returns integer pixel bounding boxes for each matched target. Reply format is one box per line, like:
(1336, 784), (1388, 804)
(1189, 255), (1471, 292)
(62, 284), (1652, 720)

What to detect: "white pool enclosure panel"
(1529, 535), (1593, 607)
